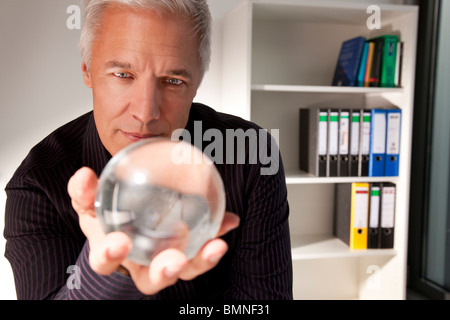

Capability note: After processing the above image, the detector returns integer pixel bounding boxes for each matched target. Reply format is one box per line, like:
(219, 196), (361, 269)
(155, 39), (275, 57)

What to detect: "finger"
(178, 238), (228, 281)
(67, 166), (102, 244)
(67, 167), (98, 217)
(216, 212), (240, 237)
(124, 249), (188, 295)
(68, 167), (132, 275)
(89, 231), (132, 275)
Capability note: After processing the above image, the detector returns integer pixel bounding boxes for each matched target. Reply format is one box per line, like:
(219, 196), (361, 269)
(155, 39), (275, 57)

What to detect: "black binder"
(328, 109), (339, 177)
(380, 182), (396, 248)
(368, 183), (382, 248)
(369, 38), (384, 87)
(300, 108), (328, 177)
(349, 110), (361, 177)
(361, 110), (372, 176)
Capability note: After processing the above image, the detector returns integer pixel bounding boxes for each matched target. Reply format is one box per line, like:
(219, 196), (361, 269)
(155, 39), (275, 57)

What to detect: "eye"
(113, 72), (132, 79)
(165, 78), (184, 86)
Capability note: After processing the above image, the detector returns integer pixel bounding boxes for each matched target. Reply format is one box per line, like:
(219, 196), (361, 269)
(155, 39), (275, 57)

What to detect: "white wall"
(0, 0), (90, 300)
(0, 0), (408, 300)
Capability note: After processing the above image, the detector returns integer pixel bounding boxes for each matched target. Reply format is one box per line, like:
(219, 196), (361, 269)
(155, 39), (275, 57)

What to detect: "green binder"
(377, 35), (399, 87)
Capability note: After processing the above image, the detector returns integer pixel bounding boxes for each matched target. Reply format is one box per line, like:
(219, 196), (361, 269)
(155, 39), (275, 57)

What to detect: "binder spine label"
(372, 113), (387, 153)
(386, 112), (401, 155)
(361, 113), (371, 155)
(339, 112), (350, 155)
(329, 112), (339, 156)
(369, 187), (380, 228)
(350, 113), (360, 155)
(381, 187), (396, 228)
(354, 187), (369, 228)
(318, 112), (328, 155)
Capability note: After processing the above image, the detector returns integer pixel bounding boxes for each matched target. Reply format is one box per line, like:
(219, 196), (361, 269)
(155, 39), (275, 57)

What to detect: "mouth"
(120, 130), (162, 142)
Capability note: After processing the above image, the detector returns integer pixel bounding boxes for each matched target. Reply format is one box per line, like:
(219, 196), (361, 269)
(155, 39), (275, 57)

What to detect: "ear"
(82, 61), (92, 88)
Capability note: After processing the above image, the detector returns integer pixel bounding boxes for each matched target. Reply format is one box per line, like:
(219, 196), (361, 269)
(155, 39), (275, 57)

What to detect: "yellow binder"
(350, 183), (369, 249)
(335, 183), (370, 250)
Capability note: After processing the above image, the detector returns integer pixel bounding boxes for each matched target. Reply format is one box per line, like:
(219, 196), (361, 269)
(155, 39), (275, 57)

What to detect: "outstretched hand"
(68, 167), (239, 295)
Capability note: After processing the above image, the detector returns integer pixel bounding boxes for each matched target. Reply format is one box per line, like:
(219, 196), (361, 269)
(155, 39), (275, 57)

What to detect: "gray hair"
(79, 0), (212, 79)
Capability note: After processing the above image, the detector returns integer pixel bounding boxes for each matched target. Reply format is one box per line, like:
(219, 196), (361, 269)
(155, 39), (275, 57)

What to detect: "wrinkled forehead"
(97, 4), (198, 42)
(90, 4), (201, 70)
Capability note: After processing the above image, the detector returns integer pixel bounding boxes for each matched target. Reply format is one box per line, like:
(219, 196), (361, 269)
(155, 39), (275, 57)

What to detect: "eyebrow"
(105, 60), (133, 70)
(167, 69), (193, 81)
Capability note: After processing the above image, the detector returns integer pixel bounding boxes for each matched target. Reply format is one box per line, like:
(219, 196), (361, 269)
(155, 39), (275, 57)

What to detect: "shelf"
(223, 0), (418, 300)
(252, 84), (404, 94)
(253, 1), (417, 25)
(285, 170), (400, 185)
(290, 234), (397, 261)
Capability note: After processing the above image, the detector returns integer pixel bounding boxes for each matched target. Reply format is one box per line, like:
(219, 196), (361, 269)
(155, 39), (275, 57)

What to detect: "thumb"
(68, 167), (98, 217)
(68, 167), (132, 275)
(89, 231), (133, 275)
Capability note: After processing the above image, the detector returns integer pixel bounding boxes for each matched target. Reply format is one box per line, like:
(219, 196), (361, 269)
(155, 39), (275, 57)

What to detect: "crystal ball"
(94, 138), (226, 266)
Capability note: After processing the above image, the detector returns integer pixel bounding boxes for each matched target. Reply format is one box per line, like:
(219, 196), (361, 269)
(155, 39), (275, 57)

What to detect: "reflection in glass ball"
(94, 138), (226, 266)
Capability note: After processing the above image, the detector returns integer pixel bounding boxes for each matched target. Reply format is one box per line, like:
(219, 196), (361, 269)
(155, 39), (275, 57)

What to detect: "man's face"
(82, 5), (202, 156)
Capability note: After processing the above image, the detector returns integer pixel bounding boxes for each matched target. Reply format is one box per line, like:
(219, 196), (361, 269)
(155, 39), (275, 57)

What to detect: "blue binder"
(385, 109), (402, 176)
(369, 109), (387, 177)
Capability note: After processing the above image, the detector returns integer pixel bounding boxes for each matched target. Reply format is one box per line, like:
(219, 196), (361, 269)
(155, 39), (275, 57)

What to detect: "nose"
(129, 79), (161, 124)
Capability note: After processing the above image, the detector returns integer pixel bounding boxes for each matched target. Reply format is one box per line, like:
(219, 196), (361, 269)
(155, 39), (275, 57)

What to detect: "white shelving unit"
(222, 0), (418, 299)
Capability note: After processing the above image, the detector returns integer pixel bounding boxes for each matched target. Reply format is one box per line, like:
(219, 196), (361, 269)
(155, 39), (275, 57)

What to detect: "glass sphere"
(94, 138), (226, 266)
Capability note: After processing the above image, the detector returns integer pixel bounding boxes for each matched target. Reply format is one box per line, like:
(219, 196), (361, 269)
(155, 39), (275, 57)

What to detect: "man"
(4, 0), (292, 299)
